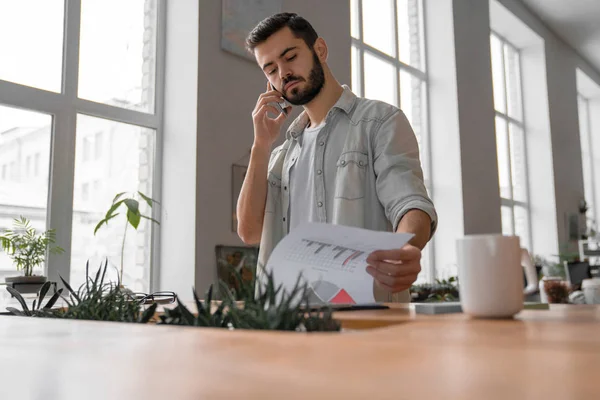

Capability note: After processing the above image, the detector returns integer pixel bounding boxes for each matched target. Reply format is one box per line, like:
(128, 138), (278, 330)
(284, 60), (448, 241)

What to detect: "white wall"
(159, 0), (198, 298)
(194, 0), (350, 294)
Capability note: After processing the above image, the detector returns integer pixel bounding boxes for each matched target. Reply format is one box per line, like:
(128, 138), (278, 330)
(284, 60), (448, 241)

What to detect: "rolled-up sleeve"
(372, 109), (438, 237)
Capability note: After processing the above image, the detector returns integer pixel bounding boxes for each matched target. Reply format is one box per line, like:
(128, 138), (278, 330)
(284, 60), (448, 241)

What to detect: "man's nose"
(279, 66), (292, 81)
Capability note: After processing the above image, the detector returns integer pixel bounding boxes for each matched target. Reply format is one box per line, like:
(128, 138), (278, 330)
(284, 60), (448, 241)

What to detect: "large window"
(490, 33), (532, 251)
(578, 94), (597, 229)
(351, 0), (433, 282)
(0, 0), (164, 292)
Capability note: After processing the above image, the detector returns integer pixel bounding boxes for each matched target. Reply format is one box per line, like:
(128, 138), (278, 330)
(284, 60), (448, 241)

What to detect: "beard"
(282, 51), (325, 106)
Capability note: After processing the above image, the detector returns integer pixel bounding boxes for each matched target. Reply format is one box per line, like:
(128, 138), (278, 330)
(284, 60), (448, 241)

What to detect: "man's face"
(254, 27), (325, 106)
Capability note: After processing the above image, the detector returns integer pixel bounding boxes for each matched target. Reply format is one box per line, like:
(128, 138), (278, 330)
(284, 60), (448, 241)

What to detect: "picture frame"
(215, 245), (259, 298)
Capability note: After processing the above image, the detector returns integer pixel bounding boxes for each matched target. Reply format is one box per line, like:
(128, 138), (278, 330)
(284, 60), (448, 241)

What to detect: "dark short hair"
(245, 13), (318, 53)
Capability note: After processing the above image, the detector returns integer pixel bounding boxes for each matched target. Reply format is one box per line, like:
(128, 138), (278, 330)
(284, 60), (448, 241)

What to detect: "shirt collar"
(286, 84), (357, 140)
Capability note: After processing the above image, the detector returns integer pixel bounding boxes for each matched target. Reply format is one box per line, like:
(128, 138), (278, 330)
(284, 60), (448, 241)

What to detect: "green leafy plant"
(5, 261), (157, 323)
(94, 191), (160, 286)
(0, 216), (64, 277)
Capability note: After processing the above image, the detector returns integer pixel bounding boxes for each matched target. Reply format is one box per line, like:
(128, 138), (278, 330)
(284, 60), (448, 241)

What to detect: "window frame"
(351, 0), (434, 282)
(0, 0), (166, 291)
(491, 30), (533, 252)
(578, 93), (598, 222)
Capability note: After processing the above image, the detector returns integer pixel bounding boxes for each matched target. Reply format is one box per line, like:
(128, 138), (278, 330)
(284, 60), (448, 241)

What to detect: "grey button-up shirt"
(257, 85), (437, 302)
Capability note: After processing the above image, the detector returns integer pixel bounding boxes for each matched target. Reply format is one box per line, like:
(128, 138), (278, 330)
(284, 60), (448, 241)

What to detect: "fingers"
(274, 108), (290, 123)
(367, 245), (421, 263)
(366, 244), (422, 294)
(254, 104), (280, 119)
(366, 265), (418, 293)
(373, 278), (413, 294)
(252, 95), (285, 116)
(367, 259), (421, 277)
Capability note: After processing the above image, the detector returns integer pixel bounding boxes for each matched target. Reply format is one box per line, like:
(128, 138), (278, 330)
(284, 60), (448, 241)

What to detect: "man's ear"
(313, 37), (328, 62)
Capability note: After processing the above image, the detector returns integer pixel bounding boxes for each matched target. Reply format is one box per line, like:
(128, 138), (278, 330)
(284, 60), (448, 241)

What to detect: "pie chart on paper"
(308, 280), (357, 305)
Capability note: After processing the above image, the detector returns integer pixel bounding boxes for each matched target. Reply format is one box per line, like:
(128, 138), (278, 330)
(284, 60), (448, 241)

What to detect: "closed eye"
(287, 55), (297, 62)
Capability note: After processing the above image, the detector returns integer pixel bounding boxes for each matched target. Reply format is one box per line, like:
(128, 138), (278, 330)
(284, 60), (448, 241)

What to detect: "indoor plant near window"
(410, 276), (459, 302)
(94, 191), (159, 289)
(0, 216), (64, 292)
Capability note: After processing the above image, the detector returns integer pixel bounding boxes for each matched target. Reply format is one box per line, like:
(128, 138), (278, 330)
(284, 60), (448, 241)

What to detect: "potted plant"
(93, 191), (159, 289)
(0, 216), (64, 292)
(410, 276), (459, 302)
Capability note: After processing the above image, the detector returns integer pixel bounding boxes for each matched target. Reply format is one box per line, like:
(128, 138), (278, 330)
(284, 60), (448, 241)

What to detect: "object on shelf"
(582, 278), (600, 304)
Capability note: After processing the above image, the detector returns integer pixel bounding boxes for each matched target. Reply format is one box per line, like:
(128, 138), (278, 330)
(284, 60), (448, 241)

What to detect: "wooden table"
(1, 304), (599, 399)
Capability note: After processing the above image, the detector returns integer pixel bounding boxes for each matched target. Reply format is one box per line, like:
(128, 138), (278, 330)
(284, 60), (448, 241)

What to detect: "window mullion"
(46, 0), (81, 286)
(357, 0), (365, 98)
(584, 99), (598, 219)
(393, 0), (400, 108)
(150, 0), (167, 292)
(500, 41), (515, 204)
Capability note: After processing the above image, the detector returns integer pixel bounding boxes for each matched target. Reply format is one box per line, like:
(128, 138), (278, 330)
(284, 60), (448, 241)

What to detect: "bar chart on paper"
(266, 223), (414, 304)
(285, 239), (367, 272)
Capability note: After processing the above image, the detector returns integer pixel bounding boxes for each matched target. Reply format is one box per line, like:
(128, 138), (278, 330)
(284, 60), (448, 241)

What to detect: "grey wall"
(194, 0), (350, 293)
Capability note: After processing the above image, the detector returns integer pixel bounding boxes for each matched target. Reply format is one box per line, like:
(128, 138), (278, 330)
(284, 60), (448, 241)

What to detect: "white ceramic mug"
(456, 235), (524, 318)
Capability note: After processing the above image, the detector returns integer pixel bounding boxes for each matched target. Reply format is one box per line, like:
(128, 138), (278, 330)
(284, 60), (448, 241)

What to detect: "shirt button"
(359, 161), (364, 166)
(283, 217), (286, 222)
(284, 186), (288, 190)
(341, 160), (346, 166)
(319, 141), (324, 146)
(317, 202), (323, 207)
(317, 169), (322, 175)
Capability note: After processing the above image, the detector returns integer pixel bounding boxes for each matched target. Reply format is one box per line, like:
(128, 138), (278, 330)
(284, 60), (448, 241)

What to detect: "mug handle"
(521, 248), (539, 296)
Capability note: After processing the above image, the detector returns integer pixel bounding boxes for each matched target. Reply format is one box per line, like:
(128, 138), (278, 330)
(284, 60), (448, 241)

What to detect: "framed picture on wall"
(215, 245), (259, 299)
(232, 164), (248, 232)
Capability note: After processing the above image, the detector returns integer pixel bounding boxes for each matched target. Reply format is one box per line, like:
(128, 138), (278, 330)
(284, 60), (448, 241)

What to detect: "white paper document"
(265, 223), (414, 304)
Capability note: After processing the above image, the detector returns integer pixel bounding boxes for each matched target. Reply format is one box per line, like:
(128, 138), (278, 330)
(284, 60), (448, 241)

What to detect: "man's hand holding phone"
(252, 82), (291, 149)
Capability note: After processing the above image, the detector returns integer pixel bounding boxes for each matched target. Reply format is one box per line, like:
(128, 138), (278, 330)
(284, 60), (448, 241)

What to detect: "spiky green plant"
(159, 270), (341, 332)
(0, 216), (64, 277)
(93, 191), (160, 286)
(5, 261), (157, 323)
(158, 285), (230, 327)
(228, 273), (339, 331)
(5, 281), (63, 317)
(56, 260), (157, 322)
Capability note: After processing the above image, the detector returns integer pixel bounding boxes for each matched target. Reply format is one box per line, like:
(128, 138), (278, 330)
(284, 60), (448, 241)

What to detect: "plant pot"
(5, 275), (47, 284)
(541, 277), (570, 304)
(5, 275), (48, 294)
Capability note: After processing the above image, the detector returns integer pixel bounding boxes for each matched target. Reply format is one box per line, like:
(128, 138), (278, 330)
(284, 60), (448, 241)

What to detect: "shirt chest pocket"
(334, 151), (369, 200)
(265, 172), (282, 213)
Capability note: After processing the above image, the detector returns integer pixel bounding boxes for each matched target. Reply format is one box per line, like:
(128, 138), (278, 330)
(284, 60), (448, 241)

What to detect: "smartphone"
(269, 82), (290, 116)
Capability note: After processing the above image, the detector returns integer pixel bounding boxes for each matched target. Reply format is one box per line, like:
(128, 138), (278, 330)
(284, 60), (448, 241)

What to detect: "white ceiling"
(520, 0), (600, 72)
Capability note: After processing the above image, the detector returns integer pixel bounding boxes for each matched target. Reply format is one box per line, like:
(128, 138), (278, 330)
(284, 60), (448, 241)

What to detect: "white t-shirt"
(289, 121), (326, 231)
